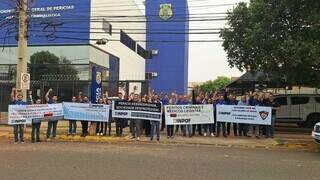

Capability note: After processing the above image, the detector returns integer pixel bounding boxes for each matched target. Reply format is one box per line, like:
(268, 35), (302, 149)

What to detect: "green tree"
(30, 51), (78, 80)
(220, 0), (320, 87)
(199, 76), (231, 93)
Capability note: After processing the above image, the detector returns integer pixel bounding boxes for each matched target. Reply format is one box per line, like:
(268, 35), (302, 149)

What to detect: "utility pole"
(15, 0), (28, 101)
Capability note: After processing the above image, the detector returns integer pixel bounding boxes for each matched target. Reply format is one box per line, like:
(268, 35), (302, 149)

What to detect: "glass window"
(274, 97), (288, 106)
(291, 96), (309, 105)
(120, 30), (136, 52)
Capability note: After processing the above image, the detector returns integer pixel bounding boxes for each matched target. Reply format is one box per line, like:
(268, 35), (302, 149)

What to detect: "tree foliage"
(30, 51), (78, 80)
(220, 0), (320, 87)
(199, 76), (231, 93)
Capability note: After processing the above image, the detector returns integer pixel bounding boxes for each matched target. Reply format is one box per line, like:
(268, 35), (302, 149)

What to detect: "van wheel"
(305, 114), (320, 128)
(316, 139), (320, 144)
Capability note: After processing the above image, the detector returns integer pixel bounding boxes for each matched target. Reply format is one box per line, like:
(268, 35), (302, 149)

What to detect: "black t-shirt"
(263, 99), (280, 116)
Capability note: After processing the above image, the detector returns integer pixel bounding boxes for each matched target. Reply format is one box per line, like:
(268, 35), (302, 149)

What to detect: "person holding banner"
(226, 94), (238, 136)
(115, 92), (125, 137)
(237, 95), (250, 137)
(68, 96), (78, 136)
(103, 99), (112, 136)
(166, 96), (176, 139)
(180, 95), (192, 137)
(203, 98), (215, 137)
(192, 96), (203, 136)
(31, 98), (42, 143)
(143, 95), (151, 137)
(130, 94), (143, 141)
(10, 88), (27, 144)
(150, 95), (161, 141)
(160, 94), (169, 131)
(96, 98), (105, 136)
(249, 93), (262, 138)
(45, 89), (59, 140)
(80, 96), (90, 137)
(215, 95), (227, 137)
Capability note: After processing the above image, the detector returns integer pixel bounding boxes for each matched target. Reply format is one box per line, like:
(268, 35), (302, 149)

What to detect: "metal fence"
(0, 80), (148, 122)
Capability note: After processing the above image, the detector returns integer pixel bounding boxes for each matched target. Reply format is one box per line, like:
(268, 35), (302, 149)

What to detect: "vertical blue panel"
(91, 66), (102, 104)
(146, 1), (189, 95)
(0, 0), (91, 45)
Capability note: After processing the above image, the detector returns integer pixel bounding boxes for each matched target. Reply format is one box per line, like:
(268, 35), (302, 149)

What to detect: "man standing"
(45, 89), (59, 140)
(150, 95), (161, 141)
(215, 95), (227, 137)
(130, 94), (143, 141)
(10, 88), (27, 144)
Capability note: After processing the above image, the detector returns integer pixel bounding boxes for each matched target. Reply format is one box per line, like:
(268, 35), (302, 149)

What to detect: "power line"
(28, 29), (221, 35)
(36, 35), (224, 43)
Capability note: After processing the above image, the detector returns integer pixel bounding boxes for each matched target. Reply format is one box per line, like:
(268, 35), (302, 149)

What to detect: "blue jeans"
(13, 124), (24, 142)
(203, 124), (214, 134)
(68, 120), (77, 135)
(182, 125), (192, 137)
(47, 121), (58, 138)
(150, 121), (160, 140)
(32, 122), (41, 142)
(266, 116), (276, 137)
(167, 125), (174, 137)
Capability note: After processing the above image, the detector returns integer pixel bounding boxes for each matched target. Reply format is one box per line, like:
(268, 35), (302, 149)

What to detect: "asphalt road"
(0, 141), (319, 180)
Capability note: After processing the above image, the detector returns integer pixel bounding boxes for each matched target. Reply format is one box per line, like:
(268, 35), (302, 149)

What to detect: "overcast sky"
(187, 0), (250, 82)
(136, 0), (249, 82)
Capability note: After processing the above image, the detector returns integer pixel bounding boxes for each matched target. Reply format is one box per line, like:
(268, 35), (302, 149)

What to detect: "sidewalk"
(0, 125), (319, 152)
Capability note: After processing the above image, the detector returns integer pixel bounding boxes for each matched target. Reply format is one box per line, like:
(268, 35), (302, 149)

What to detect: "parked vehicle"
(274, 94), (320, 128)
(312, 122), (320, 143)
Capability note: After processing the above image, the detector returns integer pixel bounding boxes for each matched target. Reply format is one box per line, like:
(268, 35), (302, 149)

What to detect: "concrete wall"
(90, 0), (146, 81)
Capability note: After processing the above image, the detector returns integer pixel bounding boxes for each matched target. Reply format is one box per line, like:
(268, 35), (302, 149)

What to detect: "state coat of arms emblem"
(159, 3), (173, 21)
(96, 72), (102, 84)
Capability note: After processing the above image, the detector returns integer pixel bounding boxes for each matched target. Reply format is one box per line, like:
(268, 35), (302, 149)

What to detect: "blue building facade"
(146, 1), (189, 95)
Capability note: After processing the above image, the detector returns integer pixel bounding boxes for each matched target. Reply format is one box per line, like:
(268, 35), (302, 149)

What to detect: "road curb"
(0, 132), (318, 152)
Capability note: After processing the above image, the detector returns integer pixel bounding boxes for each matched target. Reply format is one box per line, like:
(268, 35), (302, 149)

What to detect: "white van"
(312, 122), (320, 143)
(274, 94), (320, 128)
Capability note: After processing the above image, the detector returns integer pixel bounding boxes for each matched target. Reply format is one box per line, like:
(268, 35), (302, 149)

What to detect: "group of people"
(10, 87), (280, 144)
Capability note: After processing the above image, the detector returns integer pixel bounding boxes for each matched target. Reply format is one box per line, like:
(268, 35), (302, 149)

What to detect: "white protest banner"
(8, 103), (63, 125)
(63, 102), (110, 122)
(112, 101), (162, 121)
(164, 104), (214, 125)
(216, 105), (272, 125)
